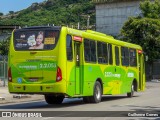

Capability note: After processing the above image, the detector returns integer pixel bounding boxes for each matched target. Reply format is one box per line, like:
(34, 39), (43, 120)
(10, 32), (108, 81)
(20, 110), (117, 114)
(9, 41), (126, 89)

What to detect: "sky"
(0, 0), (44, 15)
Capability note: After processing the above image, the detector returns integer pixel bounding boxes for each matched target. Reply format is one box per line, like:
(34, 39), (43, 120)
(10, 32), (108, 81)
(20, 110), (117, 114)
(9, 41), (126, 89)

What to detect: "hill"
(0, 0), (95, 29)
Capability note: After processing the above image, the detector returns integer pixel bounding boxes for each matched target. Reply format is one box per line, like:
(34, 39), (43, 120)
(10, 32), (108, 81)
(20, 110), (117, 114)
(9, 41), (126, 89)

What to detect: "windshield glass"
(14, 30), (59, 51)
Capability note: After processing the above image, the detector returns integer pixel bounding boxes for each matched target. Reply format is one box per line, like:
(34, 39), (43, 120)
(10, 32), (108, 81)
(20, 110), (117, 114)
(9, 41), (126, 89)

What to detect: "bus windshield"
(14, 30), (59, 50)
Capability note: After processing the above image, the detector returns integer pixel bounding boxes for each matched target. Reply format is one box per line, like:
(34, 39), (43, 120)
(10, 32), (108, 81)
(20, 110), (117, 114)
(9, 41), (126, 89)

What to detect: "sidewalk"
(0, 86), (44, 104)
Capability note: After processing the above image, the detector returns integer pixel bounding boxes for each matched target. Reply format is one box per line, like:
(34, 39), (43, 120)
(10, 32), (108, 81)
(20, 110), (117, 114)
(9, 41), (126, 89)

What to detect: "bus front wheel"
(89, 81), (102, 103)
(45, 95), (64, 104)
(127, 83), (134, 97)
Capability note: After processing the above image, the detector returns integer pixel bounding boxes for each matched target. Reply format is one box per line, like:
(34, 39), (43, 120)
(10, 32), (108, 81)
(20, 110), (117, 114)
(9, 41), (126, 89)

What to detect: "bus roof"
(14, 26), (61, 32)
(65, 27), (142, 50)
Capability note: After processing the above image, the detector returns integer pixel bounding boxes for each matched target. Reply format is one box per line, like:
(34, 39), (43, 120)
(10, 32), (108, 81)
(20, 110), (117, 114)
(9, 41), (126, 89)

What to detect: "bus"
(8, 26), (145, 104)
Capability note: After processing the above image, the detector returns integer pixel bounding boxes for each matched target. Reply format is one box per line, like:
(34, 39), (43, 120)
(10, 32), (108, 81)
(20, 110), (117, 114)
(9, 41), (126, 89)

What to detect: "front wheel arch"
(133, 79), (138, 92)
(96, 78), (103, 95)
(127, 79), (137, 97)
(89, 80), (102, 103)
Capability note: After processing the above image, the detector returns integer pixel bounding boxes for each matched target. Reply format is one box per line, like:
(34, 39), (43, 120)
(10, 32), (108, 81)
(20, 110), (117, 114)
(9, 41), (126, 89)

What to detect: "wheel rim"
(132, 84), (134, 92)
(95, 85), (101, 100)
(131, 84), (134, 95)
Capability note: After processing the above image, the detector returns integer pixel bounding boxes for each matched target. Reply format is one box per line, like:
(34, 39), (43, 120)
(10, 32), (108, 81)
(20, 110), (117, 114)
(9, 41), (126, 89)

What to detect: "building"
(0, 25), (20, 41)
(93, 0), (142, 36)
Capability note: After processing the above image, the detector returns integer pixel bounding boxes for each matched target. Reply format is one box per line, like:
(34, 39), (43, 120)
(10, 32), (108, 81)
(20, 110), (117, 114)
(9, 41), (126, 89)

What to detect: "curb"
(0, 96), (44, 104)
(0, 97), (5, 100)
(13, 94), (32, 99)
(151, 79), (160, 82)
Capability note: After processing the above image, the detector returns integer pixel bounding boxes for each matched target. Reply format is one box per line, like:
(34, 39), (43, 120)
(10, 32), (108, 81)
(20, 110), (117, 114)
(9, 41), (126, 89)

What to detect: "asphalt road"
(0, 81), (160, 120)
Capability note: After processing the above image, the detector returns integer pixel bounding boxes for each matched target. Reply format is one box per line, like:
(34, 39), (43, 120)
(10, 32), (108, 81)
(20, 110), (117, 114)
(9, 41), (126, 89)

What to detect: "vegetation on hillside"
(0, 0), (95, 29)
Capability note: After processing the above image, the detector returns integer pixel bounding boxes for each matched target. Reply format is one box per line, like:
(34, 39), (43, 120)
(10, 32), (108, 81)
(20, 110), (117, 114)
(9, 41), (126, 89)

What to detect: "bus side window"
(115, 46), (120, 66)
(108, 44), (113, 65)
(66, 35), (73, 61)
(129, 48), (137, 67)
(97, 41), (108, 64)
(84, 39), (90, 62)
(90, 40), (96, 62)
(102, 42), (108, 63)
(84, 39), (96, 63)
(121, 47), (129, 66)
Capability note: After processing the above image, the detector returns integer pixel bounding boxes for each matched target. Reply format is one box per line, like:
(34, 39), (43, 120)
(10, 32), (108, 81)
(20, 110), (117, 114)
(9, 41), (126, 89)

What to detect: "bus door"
(73, 36), (82, 95)
(138, 50), (144, 90)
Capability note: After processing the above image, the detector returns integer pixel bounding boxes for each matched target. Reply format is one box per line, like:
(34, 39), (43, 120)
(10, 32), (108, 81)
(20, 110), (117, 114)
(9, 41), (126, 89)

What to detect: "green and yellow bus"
(8, 26), (145, 104)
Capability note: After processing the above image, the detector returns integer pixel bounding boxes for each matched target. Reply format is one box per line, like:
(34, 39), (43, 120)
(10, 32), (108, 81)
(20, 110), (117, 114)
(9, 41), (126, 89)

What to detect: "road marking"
(0, 100), (45, 107)
(42, 117), (55, 120)
(42, 113), (73, 119)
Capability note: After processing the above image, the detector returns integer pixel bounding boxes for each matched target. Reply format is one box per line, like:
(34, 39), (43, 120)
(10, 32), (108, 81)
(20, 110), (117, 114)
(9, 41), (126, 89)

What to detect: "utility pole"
(87, 15), (90, 29)
(78, 22), (80, 29)
(80, 14), (91, 29)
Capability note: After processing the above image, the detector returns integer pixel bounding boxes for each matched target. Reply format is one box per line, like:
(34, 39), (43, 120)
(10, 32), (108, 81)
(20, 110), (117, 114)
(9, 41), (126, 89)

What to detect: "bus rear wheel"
(45, 95), (64, 104)
(127, 83), (134, 97)
(89, 81), (102, 103)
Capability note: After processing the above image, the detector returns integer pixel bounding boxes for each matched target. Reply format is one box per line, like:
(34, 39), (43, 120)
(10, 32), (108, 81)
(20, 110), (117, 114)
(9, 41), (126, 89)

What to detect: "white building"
(93, 0), (143, 36)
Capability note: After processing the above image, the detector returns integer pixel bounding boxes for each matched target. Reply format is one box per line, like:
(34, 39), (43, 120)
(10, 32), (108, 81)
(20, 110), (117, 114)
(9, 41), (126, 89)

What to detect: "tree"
(0, 12), (3, 16)
(120, 0), (160, 79)
(140, 0), (160, 19)
(0, 39), (10, 55)
(121, 18), (160, 62)
(9, 11), (14, 14)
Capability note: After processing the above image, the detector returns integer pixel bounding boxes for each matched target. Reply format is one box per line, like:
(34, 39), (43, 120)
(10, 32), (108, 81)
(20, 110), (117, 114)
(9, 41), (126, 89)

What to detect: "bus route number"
(39, 63), (56, 69)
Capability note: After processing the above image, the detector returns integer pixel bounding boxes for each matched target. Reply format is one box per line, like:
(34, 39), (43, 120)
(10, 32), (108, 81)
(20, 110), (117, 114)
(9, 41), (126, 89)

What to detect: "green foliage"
(0, 0), (95, 28)
(0, 38), (10, 55)
(0, 12), (3, 16)
(120, 0), (160, 63)
(9, 11), (14, 14)
(140, 0), (160, 19)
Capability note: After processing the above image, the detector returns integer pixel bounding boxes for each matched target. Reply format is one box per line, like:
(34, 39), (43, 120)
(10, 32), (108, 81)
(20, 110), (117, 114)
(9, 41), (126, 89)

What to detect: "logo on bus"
(127, 72), (134, 77)
(105, 72), (121, 78)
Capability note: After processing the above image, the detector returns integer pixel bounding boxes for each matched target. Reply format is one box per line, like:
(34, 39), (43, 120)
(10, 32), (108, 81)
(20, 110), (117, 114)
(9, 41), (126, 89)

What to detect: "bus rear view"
(8, 26), (145, 104)
(8, 26), (66, 103)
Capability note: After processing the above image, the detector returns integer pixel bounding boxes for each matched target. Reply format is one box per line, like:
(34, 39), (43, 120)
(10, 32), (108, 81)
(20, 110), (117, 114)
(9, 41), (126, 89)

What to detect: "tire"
(45, 95), (64, 104)
(127, 83), (134, 97)
(89, 81), (102, 103)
